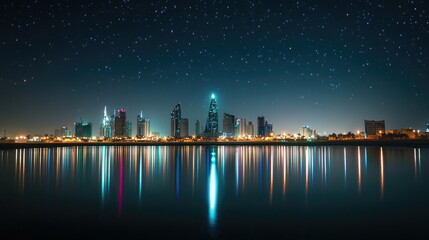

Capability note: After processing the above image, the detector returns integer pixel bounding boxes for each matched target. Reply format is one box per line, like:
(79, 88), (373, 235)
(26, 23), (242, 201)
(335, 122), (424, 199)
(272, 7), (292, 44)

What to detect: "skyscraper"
(246, 121), (254, 136)
(180, 118), (189, 138)
(137, 111), (150, 138)
(234, 118), (246, 138)
(171, 104), (181, 138)
(223, 113), (235, 137)
(75, 121), (92, 138)
(257, 116), (265, 136)
(125, 121), (132, 138)
(114, 109), (126, 137)
(100, 106), (112, 138)
(204, 94), (219, 137)
(426, 123), (429, 133)
(364, 120), (385, 138)
(195, 120), (201, 137)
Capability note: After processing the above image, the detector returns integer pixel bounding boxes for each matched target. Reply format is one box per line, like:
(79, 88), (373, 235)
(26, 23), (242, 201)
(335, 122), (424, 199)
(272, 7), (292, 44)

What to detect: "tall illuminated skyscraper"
(137, 111), (150, 138)
(100, 106), (112, 138)
(234, 118), (246, 138)
(171, 104), (181, 138)
(204, 94), (219, 137)
(114, 109), (126, 137)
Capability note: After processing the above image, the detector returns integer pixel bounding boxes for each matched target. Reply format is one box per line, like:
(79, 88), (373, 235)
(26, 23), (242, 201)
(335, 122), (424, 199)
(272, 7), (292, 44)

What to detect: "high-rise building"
(137, 111), (150, 138)
(204, 94), (219, 137)
(171, 104), (181, 138)
(301, 126), (315, 139)
(75, 121), (92, 138)
(223, 113), (235, 137)
(100, 106), (112, 138)
(246, 121), (254, 136)
(234, 118), (246, 138)
(195, 120), (201, 136)
(54, 127), (71, 137)
(180, 118), (189, 138)
(426, 123), (429, 133)
(257, 116), (265, 136)
(114, 109), (126, 137)
(125, 121), (132, 138)
(364, 120), (385, 138)
(267, 123), (273, 135)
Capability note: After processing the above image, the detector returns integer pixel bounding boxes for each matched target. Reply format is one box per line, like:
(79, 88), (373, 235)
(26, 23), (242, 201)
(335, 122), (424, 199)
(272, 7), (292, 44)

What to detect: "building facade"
(257, 116), (265, 136)
(246, 121), (254, 136)
(171, 104), (181, 138)
(204, 94), (219, 137)
(75, 121), (92, 138)
(137, 112), (150, 138)
(114, 109), (126, 137)
(180, 118), (189, 138)
(364, 120), (385, 138)
(100, 106), (112, 138)
(223, 113), (235, 137)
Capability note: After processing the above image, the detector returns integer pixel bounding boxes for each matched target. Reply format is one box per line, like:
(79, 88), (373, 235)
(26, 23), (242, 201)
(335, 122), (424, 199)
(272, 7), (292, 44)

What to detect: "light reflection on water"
(0, 145), (428, 238)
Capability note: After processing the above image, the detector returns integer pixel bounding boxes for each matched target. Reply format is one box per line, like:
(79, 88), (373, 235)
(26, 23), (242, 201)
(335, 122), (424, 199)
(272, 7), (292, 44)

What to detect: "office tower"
(426, 123), (429, 133)
(114, 109), (126, 137)
(267, 123), (273, 135)
(223, 113), (235, 137)
(125, 121), (132, 137)
(171, 104), (181, 138)
(75, 121), (92, 138)
(257, 116), (265, 136)
(180, 118), (189, 138)
(234, 118), (247, 137)
(364, 120), (385, 138)
(195, 120), (200, 136)
(301, 126), (314, 139)
(100, 106), (112, 138)
(246, 121), (254, 136)
(137, 111), (151, 138)
(204, 94), (219, 137)
(54, 127), (71, 137)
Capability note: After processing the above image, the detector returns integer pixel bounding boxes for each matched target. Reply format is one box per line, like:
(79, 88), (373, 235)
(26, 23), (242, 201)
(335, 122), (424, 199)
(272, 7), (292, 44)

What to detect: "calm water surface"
(1, 145), (428, 239)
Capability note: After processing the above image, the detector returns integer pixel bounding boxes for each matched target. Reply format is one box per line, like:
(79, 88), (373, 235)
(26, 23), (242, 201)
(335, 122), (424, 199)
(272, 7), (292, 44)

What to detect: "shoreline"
(1, 139), (429, 149)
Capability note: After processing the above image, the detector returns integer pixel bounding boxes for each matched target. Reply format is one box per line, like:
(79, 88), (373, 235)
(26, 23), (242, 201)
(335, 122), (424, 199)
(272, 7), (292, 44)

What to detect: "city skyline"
(1, 1), (428, 136)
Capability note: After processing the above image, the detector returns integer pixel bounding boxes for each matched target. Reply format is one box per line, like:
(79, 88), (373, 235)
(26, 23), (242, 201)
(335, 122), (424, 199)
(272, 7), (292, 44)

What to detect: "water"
(1, 145), (428, 239)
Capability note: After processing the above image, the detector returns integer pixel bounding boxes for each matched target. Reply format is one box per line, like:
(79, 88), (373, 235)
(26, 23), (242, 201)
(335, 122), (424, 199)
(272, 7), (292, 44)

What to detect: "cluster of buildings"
(5, 94), (428, 142)
(169, 94), (274, 140)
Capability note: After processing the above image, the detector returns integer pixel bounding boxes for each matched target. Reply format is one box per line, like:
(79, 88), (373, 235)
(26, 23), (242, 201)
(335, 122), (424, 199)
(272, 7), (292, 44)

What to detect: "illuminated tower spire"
(204, 94), (219, 137)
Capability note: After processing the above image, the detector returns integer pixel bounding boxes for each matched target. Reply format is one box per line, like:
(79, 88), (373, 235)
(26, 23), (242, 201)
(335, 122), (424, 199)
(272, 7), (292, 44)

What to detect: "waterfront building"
(223, 113), (235, 137)
(427, 123), (429, 133)
(114, 109), (126, 137)
(204, 94), (219, 137)
(234, 118), (247, 138)
(171, 104), (181, 138)
(75, 121), (92, 138)
(301, 126), (315, 139)
(137, 111), (150, 138)
(257, 116), (265, 136)
(152, 132), (160, 138)
(246, 121), (254, 136)
(180, 118), (189, 138)
(125, 121), (132, 138)
(54, 127), (71, 137)
(195, 120), (201, 136)
(267, 123), (273, 135)
(100, 106), (112, 138)
(364, 120), (385, 139)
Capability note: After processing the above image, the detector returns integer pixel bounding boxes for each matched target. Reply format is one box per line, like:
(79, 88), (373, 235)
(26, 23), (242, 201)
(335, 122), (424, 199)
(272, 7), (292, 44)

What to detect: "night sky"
(1, 1), (428, 137)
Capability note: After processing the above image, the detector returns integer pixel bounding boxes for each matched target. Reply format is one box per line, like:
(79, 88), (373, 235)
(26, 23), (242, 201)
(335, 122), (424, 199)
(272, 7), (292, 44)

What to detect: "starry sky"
(1, 0), (428, 137)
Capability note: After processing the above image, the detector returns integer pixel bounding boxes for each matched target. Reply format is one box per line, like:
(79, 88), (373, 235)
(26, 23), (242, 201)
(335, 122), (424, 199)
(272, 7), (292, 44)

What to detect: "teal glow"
(208, 151), (218, 227)
(211, 93), (215, 99)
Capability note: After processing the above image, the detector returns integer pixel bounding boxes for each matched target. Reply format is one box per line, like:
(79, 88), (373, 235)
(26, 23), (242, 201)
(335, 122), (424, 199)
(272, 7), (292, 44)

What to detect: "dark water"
(1, 145), (428, 239)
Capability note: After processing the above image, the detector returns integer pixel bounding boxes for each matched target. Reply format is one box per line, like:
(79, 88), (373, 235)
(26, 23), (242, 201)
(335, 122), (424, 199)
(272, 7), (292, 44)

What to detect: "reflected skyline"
(1, 145), (427, 238)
